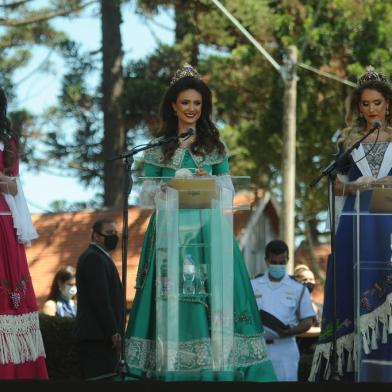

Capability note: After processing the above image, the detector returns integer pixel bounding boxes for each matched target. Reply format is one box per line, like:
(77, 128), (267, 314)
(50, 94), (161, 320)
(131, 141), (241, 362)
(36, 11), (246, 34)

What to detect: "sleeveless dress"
(0, 140), (48, 379)
(56, 299), (77, 318)
(123, 142), (276, 382)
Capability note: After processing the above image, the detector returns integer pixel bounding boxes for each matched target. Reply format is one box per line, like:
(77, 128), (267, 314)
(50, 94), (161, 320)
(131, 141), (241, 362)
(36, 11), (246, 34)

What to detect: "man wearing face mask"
(251, 240), (316, 381)
(74, 218), (124, 380)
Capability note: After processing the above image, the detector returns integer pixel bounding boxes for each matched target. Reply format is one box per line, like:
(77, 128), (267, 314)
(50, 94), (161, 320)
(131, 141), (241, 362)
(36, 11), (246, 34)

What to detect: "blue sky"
(13, 3), (174, 212)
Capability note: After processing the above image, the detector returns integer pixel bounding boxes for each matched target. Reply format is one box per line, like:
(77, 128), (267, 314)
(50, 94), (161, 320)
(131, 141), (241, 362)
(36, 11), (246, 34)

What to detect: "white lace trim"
(126, 334), (269, 373)
(309, 293), (392, 381)
(0, 312), (46, 364)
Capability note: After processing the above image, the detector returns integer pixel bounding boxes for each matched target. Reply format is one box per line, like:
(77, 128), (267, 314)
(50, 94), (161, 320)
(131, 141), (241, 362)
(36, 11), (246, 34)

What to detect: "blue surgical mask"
(268, 264), (286, 280)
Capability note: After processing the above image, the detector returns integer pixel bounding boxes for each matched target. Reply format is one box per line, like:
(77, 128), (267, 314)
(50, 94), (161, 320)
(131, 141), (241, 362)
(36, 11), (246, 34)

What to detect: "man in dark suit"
(75, 218), (124, 380)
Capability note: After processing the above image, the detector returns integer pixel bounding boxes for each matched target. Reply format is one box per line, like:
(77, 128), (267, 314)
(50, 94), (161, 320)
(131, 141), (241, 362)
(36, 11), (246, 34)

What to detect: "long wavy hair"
(0, 88), (19, 173)
(341, 80), (392, 149)
(158, 76), (225, 162)
(46, 265), (76, 302)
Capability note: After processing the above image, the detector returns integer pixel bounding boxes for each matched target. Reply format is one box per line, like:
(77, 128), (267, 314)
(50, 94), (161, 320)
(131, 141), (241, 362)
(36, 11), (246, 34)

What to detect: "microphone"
(178, 127), (195, 139)
(370, 120), (382, 130)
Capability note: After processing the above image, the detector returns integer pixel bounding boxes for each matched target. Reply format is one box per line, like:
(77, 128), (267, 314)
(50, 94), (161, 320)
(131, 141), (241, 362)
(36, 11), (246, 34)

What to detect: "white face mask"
(61, 284), (77, 301)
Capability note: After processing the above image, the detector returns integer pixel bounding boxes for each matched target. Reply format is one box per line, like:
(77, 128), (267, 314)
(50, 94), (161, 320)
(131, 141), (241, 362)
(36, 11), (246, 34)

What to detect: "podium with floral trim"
(351, 185), (392, 382)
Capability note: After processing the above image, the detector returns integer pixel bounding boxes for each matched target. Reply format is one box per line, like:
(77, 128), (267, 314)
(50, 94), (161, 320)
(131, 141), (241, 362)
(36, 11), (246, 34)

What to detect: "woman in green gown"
(124, 64), (276, 382)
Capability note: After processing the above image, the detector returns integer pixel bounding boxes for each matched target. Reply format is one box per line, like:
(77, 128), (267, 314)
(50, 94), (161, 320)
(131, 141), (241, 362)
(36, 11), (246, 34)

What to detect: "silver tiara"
(358, 65), (389, 86)
(170, 63), (201, 86)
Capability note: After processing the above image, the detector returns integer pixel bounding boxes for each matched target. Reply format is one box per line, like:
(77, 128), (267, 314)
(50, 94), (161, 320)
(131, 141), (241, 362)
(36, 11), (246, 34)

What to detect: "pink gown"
(0, 142), (48, 379)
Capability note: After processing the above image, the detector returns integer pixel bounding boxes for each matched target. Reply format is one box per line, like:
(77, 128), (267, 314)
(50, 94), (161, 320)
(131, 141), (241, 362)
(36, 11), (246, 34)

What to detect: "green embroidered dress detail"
(124, 143), (276, 382)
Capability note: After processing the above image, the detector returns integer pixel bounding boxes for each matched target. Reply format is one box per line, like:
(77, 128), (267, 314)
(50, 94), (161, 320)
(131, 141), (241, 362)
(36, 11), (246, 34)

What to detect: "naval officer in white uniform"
(251, 239), (316, 381)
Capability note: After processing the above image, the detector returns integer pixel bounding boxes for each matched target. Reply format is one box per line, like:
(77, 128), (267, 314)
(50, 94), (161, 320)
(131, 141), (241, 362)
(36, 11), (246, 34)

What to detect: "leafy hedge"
(39, 313), (81, 380)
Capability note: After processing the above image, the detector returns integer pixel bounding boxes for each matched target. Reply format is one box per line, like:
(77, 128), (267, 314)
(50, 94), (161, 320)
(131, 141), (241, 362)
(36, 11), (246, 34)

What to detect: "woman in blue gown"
(310, 66), (392, 381)
(123, 64), (276, 382)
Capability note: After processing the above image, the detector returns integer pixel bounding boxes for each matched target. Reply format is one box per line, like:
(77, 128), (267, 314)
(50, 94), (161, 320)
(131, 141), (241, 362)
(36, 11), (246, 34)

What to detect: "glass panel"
(143, 175), (250, 379)
(210, 186), (234, 371)
(155, 185), (179, 374)
(348, 184), (392, 381)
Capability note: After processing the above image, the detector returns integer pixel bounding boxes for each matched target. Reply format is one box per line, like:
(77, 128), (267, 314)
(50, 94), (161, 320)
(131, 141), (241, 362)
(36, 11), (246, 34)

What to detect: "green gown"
(124, 143), (276, 382)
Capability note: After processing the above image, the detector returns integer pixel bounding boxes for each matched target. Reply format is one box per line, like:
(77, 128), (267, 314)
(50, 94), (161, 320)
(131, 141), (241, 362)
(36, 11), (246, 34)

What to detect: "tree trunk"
(280, 45), (298, 274)
(101, 0), (125, 208)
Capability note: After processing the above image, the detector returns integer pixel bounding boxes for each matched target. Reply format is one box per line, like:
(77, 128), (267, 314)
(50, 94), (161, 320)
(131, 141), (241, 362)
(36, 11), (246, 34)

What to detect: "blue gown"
(310, 141), (392, 381)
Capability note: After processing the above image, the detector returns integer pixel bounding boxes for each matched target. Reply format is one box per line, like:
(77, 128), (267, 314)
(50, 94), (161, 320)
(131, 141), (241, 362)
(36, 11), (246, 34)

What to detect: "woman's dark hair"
(47, 265), (76, 302)
(158, 76), (225, 162)
(0, 88), (19, 173)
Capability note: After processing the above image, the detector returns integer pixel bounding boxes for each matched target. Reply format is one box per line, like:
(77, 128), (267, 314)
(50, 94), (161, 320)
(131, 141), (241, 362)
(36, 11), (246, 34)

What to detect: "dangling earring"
(359, 112), (364, 118)
(387, 108), (390, 116)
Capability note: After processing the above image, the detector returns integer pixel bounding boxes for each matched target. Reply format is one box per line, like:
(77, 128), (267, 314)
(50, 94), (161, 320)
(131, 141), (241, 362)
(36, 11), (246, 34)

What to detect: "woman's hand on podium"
(195, 168), (208, 176)
(160, 183), (168, 193)
(374, 175), (392, 185)
(345, 176), (377, 193)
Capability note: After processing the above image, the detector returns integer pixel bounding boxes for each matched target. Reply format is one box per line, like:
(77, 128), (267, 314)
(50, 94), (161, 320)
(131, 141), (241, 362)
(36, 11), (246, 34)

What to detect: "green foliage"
(0, 0), (94, 209)
(6, 0), (392, 240)
(39, 313), (81, 380)
(0, 1), (71, 94)
(196, 0), (392, 241)
(49, 198), (102, 212)
(42, 40), (104, 188)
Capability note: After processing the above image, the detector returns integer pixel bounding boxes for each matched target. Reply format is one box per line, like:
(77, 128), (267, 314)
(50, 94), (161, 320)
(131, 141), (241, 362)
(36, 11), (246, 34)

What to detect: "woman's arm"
(212, 157), (230, 175)
(42, 300), (57, 316)
(0, 172), (17, 196)
(335, 175), (376, 196)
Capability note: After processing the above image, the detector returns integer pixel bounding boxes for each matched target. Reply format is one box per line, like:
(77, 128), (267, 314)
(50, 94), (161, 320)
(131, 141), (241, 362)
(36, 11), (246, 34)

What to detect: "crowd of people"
(1, 63), (392, 383)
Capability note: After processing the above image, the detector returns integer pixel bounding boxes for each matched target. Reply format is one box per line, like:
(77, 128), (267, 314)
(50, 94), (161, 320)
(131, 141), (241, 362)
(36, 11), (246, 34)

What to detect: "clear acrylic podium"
(348, 184), (392, 382)
(136, 175), (250, 380)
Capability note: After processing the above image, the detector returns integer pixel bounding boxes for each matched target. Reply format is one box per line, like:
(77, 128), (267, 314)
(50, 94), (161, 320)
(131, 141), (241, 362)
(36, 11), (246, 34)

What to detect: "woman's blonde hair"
(293, 264), (310, 278)
(341, 79), (392, 149)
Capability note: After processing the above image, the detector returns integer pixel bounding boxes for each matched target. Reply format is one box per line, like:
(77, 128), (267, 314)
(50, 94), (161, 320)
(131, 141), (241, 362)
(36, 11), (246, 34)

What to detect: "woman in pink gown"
(0, 88), (48, 379)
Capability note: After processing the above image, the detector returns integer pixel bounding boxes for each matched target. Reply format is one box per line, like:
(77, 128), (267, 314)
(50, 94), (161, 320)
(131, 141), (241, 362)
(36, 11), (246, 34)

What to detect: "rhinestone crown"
(170, 63), (201, 86)
(358, 65), (389, 86)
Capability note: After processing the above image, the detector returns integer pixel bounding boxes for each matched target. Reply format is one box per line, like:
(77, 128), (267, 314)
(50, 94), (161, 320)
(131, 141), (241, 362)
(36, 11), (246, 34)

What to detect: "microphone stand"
(107, 134), (182, 381)
(309, 124), (380, 381)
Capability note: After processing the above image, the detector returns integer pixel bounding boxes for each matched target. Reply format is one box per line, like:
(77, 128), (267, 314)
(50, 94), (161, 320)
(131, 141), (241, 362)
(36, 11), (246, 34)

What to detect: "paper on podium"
(369, 183), (392, 213)
(168, 177), (217, 208)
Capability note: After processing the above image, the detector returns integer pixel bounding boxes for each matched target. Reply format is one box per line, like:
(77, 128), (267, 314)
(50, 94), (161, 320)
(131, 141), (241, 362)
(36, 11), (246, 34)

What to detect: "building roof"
(27, 191), (279, 310)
